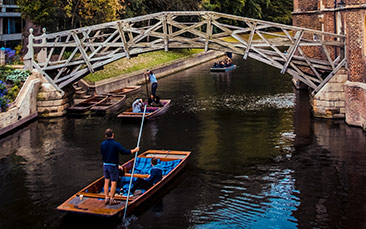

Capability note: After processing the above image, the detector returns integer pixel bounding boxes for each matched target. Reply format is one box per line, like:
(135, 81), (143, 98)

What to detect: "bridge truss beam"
(24, 11), (346, 94)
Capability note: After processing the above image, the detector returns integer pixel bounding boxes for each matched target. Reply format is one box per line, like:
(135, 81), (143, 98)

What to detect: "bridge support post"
(310, 68), (347, 119)
(37, 75), (72, 118)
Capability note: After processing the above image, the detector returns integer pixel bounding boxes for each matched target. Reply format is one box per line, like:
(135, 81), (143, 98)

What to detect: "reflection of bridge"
(24, 11), (345, 94)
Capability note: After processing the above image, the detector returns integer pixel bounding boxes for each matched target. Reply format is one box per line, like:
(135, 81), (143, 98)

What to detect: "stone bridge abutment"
(293, 0), (366, 128)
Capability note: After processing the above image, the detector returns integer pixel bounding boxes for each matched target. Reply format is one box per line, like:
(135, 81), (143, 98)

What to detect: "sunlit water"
(0, 56), (365, 229)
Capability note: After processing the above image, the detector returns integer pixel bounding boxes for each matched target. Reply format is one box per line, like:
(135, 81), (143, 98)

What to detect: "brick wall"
(345, 10), (366, 82)
(294, 0), (318, 11)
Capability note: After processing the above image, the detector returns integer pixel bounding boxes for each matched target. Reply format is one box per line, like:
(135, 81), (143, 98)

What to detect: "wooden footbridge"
(24, 11), (346, 95)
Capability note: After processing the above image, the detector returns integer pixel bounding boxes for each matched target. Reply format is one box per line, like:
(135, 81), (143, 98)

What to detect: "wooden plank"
(281, 30), (304, 74)
(117, 22), (131, 58)
(204, 15), (212, 52)
(161, 15), (169, 51)
(313, 58), (346, 94)
(244, 24), (256, 59)
(72, 32), (94, 73)
(321, 43), (335, 70)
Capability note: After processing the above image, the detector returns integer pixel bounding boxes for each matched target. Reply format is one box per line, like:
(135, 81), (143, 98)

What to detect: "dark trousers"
(130, 178), (153, 193)
(151, 82), (158, 96)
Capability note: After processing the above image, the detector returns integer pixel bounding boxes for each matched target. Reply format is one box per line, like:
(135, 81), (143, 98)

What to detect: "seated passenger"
(132, 98), (143, 113)
(148, 95), (162, 107)
(224, 56), (232, 67)
(129, 157), (162, 195)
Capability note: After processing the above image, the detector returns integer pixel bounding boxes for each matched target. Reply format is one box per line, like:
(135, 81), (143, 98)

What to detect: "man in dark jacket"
(129, 157), (162, 195)
(101, 128), (139, 205)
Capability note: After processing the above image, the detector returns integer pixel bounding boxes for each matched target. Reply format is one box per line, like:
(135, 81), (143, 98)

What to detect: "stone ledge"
(312, 99), (345, 107)
(37, 98), (69, 107)
(0, 113), (37, 136)
(38, 103), (69, 114)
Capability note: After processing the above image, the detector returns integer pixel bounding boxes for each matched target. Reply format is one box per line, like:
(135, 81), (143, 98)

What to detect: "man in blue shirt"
(146, 70), (158, 97)
(132, 98), (143, 112)
(129, 157), (162, 195)
(101, 128), (139, 205)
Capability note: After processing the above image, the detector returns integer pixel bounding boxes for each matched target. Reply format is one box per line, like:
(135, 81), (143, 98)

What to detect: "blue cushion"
(128, 157), (182, 176)
(129, 157), (153, 174)
(157, 159), (181, 175)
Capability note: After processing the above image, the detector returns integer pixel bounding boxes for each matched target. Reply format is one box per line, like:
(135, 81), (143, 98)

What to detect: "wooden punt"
(68, 95), (109, 114)
(90, 95), (126, 114)
(57, 150), (191, 217)
(210, 65), (237, 72)
(108, 86), (141, 96)
(117, 99), (171, 120)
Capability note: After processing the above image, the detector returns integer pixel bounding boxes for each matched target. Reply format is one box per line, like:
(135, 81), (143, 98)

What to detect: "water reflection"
(0, 56), (365, 228)
(190, 168), (299, 228)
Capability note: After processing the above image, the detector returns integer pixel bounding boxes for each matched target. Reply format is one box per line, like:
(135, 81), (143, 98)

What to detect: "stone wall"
(37, 80), (72, 118)
(0, 70), (41, 136)
(311, 68), (347, 118)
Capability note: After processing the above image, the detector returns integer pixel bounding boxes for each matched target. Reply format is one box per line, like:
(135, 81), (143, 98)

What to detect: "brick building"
(293, 0), (366, 128)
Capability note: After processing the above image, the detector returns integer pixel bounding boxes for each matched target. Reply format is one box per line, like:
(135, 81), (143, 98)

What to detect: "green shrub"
(6, 84), (20, 102)
(6, 69), (30, 83)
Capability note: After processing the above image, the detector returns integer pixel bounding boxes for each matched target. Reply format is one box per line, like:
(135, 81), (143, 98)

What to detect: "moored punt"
(117, 100), (171, 120)
(57, 150), (191, 217)
(68, 95), (109, 114)
(90, 95), (127, 114)
(108, 86), (141, 96)
(210, 65), (237, 72)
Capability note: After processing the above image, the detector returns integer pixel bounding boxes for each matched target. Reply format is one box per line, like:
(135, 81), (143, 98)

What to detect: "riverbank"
(79, 50), (224, 95)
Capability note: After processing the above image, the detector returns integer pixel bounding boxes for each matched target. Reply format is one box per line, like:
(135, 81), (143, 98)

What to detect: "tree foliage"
(16, 0), (292, 33)
(202, 0), (293, 24)
(17, 0), (125, 31)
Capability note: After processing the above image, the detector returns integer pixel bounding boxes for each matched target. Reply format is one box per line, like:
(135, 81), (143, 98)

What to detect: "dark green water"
(0, 56), (365, 228)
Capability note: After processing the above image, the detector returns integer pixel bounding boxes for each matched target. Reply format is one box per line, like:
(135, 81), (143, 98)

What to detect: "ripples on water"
(190, 169), (299, 228)
(180, 93), (295, 113)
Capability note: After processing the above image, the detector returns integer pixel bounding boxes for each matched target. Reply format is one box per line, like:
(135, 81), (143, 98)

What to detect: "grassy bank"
(84, 49), (202, 82)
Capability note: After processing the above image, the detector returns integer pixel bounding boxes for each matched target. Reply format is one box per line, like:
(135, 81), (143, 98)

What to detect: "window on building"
(2, 17), (21, 34)
(3, 0), (17, 5)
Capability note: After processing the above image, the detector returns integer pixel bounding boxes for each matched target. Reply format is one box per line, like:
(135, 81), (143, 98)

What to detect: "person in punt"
(148, 94), (162, 107)
(128, 157), (162, 196)
(132, 98), (143, 113)
(146, 70), (158, 97)
(101, 128), (139, 205)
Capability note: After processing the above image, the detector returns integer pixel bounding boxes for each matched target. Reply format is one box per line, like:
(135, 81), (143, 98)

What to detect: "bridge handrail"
(31, 11), (345, 40)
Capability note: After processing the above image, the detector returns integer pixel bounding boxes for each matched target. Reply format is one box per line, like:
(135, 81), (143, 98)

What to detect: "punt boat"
(117, 100), (171, 120)
(57, 150), (191, 217)
(90, 95), (126, 114)
(108, 86), (141, 96)
(68, 95), (108, 114)
(210, 64), (237, 72)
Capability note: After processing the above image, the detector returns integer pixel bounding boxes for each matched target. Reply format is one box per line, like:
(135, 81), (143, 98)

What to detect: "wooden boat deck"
(57, 150), (190, 217)
(68, 95), (108, 113)
(117, 100), (171, 120)
(91, 95), (126, 113)
(108, 86), (141, 96)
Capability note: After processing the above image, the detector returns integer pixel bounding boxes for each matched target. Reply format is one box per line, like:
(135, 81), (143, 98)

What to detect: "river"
(0, 55), (365, 228)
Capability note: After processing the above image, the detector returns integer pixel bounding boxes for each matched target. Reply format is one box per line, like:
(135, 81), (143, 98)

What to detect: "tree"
(17, 0), (125, 31)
